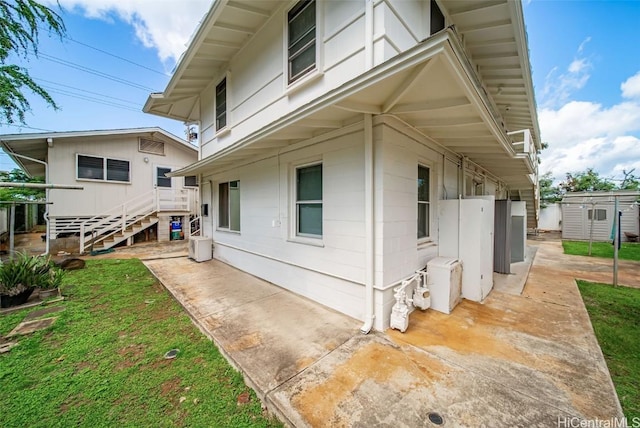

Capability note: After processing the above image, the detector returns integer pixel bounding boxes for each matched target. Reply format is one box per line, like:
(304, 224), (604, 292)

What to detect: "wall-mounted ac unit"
(188, 236), (212, 262)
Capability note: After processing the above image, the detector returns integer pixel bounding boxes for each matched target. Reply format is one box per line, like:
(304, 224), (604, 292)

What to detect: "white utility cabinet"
(438, 198), (494, 302)
(188, 236), (213, 262)
(427, 257), (462, 314)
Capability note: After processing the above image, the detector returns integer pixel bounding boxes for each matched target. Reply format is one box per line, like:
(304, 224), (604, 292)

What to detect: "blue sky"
(1, 0), (639, 186)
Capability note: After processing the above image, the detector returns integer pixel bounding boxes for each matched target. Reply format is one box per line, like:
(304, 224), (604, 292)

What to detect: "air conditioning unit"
(427, 257), (462, 314)
(188, 236), (213, 262)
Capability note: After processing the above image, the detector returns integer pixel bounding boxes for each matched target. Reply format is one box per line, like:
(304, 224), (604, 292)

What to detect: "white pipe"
(361, 113), (375, 334)
(0, 182), (83, 189)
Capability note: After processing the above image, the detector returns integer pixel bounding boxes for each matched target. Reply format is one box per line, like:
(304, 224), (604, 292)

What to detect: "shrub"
(0, 253), (65, 295)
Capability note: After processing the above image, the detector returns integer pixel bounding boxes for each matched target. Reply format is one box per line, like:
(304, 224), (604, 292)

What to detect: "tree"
(620, 169), (639, 190)
(0, 168), (45, 201)
(538, 172), (561, 208)
(559, 168), (616, 193)
(0, 0), (65, 124)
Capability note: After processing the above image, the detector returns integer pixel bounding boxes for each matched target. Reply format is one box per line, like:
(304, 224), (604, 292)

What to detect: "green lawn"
(563, 240), (640, 261)
(577, 280), (640, 420)
(0, 259), (280, 428)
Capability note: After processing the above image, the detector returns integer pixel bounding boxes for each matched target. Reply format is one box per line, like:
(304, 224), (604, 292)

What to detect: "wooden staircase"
(91, 214), (160, 252)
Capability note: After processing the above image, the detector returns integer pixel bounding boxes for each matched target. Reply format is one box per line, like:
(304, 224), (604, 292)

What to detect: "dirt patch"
(160, 377), (182, 397)
(24, 305), (66, 321)
(116, 343), (145, 370)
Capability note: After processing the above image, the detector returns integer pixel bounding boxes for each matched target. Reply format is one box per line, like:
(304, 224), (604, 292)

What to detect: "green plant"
(0, 252), (38, 295)
(0, 253), (65, 294)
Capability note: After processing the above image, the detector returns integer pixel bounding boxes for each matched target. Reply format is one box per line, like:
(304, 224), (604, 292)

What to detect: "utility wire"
(44, 88), (141, 112)
(0, 124), (55, 132)
(34, 77), (140, 106)
(38, 52), (156, 92)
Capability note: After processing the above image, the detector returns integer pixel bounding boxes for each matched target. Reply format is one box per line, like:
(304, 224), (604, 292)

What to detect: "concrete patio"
(138, 239), (636, 427)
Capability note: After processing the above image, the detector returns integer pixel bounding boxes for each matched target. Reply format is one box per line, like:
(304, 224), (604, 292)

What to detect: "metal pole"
(588, 202), (595, 256)
(9, 203), (15, 259)
(613, 196), (619, 287)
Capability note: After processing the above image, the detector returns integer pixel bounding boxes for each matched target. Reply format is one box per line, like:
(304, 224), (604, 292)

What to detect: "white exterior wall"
(198, 0), (439, 162)
(47, 135), (197, 217)
(202, 125), (368, 322)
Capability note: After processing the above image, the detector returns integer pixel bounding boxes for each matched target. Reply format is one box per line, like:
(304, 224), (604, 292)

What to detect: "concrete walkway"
(141, 240), (635, 427)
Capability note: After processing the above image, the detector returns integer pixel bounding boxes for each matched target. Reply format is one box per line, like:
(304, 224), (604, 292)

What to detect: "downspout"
(361, 113), (375, 334)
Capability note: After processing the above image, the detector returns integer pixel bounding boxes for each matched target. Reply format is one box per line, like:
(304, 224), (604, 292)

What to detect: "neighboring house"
(144, 0), (541, 331)
(562, 191), (639, 242)
(0, 128), (199, 254)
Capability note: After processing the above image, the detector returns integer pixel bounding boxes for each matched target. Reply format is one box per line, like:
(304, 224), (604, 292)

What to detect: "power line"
(44, 88), (141, 112)
(0, 124), (54, 132)
(34, 77), (140, 106)
(38, 52), (156, 92)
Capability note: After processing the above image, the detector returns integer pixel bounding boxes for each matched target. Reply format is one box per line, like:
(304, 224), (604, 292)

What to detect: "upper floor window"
(418, 165), (430, 239)
(296, 163), (322, 237)
(288, 0), (316, 84)
(77, 154), (130, 183)
(216, 78), (227, 131)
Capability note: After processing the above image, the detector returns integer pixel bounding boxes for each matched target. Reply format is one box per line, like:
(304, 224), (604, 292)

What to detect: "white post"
(121, 203), (126, 231)
(9, 203), (15, 259)
(613, 196), (619, 287)
(79, 223), (85, 254)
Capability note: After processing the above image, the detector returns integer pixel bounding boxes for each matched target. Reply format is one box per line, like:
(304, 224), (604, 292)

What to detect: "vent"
(139, 138), (165, 155)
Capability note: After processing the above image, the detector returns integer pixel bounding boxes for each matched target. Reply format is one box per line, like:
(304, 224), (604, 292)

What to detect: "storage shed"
(561, 191), (639, 242)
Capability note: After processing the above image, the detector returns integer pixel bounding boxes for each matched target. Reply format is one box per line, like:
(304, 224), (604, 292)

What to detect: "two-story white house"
(1, 127), (199, 254)
(144, 0), (541, 331)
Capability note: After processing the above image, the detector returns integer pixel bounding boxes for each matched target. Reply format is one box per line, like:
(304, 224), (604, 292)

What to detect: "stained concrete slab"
(143, 240), (631, 427)
(493, 246), (538, 295)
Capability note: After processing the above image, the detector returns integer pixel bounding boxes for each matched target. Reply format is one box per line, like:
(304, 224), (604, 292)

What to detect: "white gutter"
(361, 113), (375, 334)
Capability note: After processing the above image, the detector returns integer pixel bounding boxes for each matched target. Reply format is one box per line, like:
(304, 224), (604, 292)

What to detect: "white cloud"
(44, 0), (211, 63)
(621, 71), (640, 99)
(540, 37), (592, 108)
(539, 79), (640, 184)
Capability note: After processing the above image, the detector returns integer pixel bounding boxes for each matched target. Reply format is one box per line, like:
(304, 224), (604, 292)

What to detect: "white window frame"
(76, 153), (131, 184)
(215, 77), (227, 132)
(588, 208), (607, 221)
(283, 0), (323, 92)
(418, 163), (432, 242)
(184, 175), (198, 188)
(291, 161), (323, 242)
(217, 180), (241, 233)
(155, 165), (172, 188)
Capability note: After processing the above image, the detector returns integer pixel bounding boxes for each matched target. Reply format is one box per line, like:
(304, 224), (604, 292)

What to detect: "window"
(215, 78), (226, 130)
(296, 163), (322, 237)
(288, 0), (316, 83)
(418, 165), (430, 239)
(588, 209), (607, 221)
(430, 0), (445, 35)
(184, 175), (198, 187)
(77, 154), (130, 183)
(156, 167), (172, 188)
(219, 181), (240, 231)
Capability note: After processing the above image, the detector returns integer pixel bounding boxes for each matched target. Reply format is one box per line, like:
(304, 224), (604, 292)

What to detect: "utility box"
(189, 236), (213, 262)
(427, 257), (462, 314)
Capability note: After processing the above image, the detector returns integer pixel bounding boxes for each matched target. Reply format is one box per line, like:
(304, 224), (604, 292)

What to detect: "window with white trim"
(156, 166), (172, 188)
(184, 175), (198, 187)
(77, 154), (130, 183)
(219, 180), (240, 231)
(296, 163), (322, 237)
(418, 165), (430, 239)
(287, 0), (316, 84)
(215, 78), (226, 131)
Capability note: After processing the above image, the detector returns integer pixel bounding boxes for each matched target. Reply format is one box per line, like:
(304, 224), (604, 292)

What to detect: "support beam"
(382, 59), (434, 113)
(226, 1), (271, 17)
(334, 101), (381, 114)
(389, 97), (469, 113)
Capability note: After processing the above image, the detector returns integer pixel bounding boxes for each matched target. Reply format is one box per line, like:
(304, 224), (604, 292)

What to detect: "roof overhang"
(169, 29), (536, 194)
(0, 127), (194, 178)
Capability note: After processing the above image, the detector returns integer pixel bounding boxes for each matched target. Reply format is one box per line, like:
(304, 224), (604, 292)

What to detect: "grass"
(563, 240), (640, 261)
(0, 259), (281, 428)
(577, 280), (640, 420)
